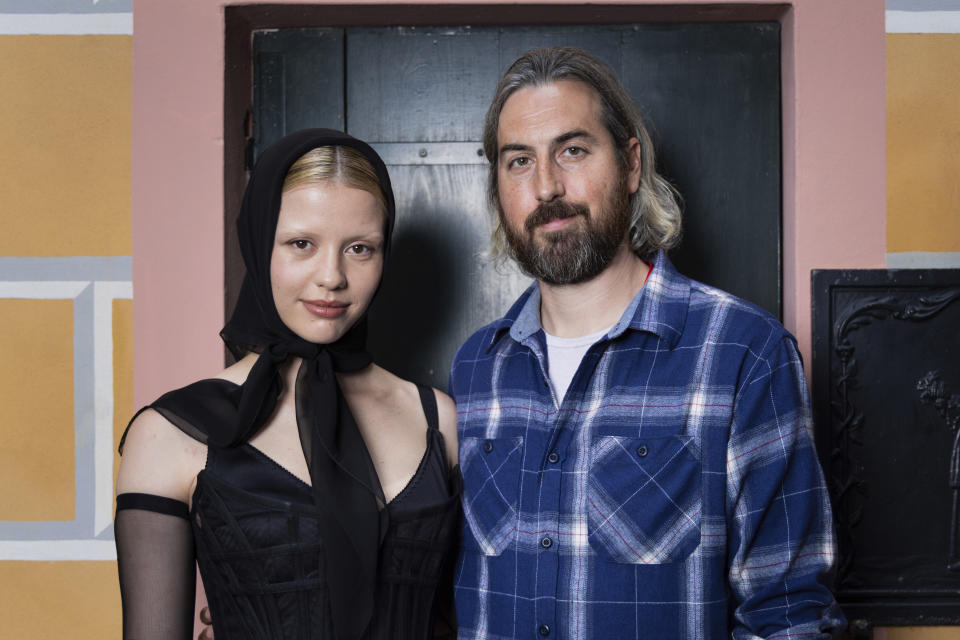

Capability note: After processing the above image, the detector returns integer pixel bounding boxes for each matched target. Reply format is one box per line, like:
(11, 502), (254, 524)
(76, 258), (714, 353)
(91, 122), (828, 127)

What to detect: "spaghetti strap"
(416, 384), (439, 431)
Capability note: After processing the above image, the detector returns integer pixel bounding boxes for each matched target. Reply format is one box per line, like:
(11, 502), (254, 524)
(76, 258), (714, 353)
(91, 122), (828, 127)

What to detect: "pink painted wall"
(132, 0), (886, 406)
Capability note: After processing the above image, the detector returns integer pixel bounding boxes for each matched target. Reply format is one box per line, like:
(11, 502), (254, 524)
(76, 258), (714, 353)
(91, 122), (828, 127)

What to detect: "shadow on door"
(238, 23), (781, 390)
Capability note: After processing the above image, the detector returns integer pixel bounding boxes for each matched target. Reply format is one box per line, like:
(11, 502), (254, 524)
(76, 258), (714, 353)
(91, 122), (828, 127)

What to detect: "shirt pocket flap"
(460, 436), (523, 556)
(587, 434), (701, 564)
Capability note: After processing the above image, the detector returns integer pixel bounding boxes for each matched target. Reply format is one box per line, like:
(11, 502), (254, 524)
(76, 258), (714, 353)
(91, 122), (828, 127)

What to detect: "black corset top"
(189, 386), (461, 640)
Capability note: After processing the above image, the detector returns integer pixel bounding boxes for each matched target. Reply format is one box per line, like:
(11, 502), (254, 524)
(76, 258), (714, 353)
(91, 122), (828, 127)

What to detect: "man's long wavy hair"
(483, 47), (682, 261)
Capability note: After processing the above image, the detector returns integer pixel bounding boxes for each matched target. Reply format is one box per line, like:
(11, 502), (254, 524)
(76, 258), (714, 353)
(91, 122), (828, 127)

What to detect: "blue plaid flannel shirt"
(449, 252), (845, 639)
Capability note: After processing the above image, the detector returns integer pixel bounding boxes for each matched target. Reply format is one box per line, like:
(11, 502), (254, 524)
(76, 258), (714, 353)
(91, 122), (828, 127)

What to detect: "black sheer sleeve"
(115, 493), (196, 640)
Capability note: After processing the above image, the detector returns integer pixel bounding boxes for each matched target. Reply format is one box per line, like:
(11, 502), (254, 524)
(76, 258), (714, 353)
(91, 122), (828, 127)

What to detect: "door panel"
(253, 28), (345, 159)
(347, 28), (500, 142)
(248, 24), (781, 389)
(619, 23), (781, 319)
(365, 163), (531, 385)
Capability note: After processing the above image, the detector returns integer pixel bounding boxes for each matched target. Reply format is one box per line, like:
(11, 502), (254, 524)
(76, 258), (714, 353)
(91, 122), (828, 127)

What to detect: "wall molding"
(0, 257), (131, 561)
(887, 252), (960, 269)
(0, 13), (132, 35)
(887, 10), (960, 33)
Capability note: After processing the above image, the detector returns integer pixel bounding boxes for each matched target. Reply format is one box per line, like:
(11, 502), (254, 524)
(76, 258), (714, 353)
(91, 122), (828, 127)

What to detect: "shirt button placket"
(535, 427), (562, 640)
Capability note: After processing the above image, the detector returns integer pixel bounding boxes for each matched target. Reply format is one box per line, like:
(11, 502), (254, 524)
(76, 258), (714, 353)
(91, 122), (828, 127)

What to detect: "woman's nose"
(313, 249), (346, 289)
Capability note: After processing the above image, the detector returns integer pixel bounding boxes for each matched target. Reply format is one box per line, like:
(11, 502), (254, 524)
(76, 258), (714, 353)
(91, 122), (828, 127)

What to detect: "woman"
(115, 129), (460, 640)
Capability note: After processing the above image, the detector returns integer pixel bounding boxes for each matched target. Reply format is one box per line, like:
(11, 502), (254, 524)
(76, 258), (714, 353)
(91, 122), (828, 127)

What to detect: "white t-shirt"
(544, 325), (613, 403)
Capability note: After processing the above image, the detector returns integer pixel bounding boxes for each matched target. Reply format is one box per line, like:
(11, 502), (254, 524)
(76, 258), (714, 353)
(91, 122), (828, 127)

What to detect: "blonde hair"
(283, 145), (388, 213)
(483, 47), (682, 261)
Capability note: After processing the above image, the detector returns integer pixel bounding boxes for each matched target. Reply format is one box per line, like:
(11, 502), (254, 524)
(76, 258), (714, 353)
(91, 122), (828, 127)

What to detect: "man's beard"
(500, 178), (632, 286)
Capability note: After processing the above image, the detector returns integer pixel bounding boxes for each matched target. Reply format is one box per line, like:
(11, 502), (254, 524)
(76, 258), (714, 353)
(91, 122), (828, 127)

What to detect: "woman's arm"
(115, 409), (207, 639)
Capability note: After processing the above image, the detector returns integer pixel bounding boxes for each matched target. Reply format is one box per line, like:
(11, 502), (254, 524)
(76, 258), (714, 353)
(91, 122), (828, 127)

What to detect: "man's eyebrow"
(554, 129), (596, 146)
(498, 142), (533, 157)
(498, 130), (598, 158)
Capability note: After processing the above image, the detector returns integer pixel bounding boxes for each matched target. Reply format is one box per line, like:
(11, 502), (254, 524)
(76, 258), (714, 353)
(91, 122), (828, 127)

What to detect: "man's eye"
(509, 157), (530, 169)
(565, 146), (584, 157)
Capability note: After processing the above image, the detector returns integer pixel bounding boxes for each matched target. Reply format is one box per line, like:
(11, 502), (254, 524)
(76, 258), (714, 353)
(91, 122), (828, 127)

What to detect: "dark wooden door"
(248, 24), (781, 390)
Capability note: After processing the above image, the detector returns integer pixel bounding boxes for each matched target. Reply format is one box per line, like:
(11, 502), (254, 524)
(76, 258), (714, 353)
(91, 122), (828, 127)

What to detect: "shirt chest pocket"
(460, 436), (523, 556)
(587, 434), (701, 564)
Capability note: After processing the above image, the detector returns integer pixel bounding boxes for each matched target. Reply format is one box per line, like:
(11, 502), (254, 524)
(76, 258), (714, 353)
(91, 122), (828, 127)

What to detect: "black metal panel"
(495, 25), (624, 76)
(812, 269), (960, 630)
(252, 28), (345, 159)
(346, 27), (501, 142)
(621, 23), (782, 317)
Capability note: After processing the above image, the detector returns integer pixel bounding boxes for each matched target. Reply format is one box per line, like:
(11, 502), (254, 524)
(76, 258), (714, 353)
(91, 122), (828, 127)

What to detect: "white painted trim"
(887, 10), (960, 33)
(0, 276), (132, 560)
(0, 540), (117, 561)
(93, 281), (133, 535)
(0, 281), (89, 299)
(0, 12), (132, 35)
(887, 251), (960, 268)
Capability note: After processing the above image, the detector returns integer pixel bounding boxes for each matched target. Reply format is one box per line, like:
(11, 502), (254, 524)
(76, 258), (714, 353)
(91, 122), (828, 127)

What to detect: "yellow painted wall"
(114, 298), (134, 488)
(0, 299), (75, 521)
(0, 562), (121, 637)
(0, 36), (131, 256)
(887, 34), (960, 253)
(0, 33), (132, 640)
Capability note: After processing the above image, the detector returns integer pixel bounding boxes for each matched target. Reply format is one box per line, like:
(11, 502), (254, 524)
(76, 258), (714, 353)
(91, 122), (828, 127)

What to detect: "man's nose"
(535, 159), (564, 202)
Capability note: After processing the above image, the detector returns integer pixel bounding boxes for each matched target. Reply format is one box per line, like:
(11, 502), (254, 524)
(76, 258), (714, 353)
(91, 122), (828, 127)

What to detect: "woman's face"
(270, 181), (385, 344)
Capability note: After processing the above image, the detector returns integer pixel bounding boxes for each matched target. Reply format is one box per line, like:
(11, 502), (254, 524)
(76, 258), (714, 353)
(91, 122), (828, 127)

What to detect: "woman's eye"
(292, 239), (311, 250)
(347, 244), (371, 255)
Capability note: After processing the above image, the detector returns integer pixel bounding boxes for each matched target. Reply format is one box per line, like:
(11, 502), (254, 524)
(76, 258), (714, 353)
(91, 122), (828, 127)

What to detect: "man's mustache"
(524, 200), (589, 233)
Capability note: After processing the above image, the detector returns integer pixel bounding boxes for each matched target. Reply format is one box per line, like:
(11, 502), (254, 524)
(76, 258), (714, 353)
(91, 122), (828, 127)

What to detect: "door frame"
(131, 0), (887, 406)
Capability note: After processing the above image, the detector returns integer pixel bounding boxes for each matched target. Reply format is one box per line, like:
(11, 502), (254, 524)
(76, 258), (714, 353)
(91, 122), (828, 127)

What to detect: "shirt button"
(547, 452), (559, 464)
(540, 536), (553, 549)
(483, 440), (494, 453)
(636, 444), (649, 458)
(538, 624), (551, 636)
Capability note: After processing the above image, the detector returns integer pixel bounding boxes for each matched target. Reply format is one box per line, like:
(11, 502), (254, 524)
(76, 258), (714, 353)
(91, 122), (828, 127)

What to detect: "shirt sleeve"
(115, 493), (197, 640)
(725, 335), (846, 639)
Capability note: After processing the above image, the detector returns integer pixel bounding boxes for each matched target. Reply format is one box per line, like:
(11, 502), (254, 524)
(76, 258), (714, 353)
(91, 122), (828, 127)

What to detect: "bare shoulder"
(432, 387), (458, 466)
(116, 408), (207, 503)
(215, 352), (258, 385)
(369, 366), (458, 466)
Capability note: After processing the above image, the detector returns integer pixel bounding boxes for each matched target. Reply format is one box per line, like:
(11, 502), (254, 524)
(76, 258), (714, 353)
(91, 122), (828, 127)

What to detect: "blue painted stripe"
(0, 0), (130, 13)
(0, 12), (132, 34)
(0, 520), (87, 539)
(0, 256), (131, 281)
(887, 251), (960, 268)
(73, 284), (95, 537)
(887, 0), (960, 11)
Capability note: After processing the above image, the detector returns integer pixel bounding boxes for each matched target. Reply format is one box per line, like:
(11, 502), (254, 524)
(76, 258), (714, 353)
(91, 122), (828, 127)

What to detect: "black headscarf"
(220, 129), (395, 639)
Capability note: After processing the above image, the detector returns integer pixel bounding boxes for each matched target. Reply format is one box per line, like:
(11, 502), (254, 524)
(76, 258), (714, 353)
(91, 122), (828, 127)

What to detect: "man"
(449, 47), (845, 639)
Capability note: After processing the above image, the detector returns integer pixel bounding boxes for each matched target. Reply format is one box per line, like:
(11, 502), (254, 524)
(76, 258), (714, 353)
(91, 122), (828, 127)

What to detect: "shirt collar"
(486, 250), (690, 352)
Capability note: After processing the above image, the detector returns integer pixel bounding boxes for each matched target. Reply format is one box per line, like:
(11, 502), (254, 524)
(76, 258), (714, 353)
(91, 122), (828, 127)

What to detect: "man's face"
(495, 80), (642, 285)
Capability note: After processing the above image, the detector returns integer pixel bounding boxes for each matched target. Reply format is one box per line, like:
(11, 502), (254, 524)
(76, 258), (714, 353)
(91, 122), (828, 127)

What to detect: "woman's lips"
(302, 299), (348, 318)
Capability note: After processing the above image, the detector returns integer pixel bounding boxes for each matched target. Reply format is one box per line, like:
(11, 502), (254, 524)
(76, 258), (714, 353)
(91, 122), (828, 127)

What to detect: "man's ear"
(625, 137), (642, 195)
